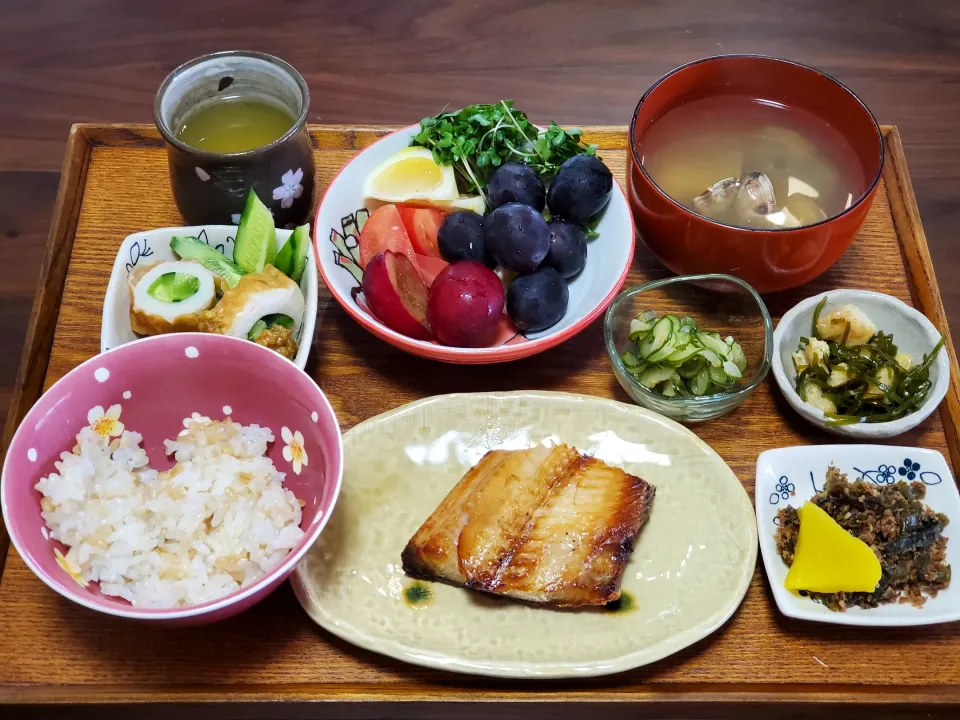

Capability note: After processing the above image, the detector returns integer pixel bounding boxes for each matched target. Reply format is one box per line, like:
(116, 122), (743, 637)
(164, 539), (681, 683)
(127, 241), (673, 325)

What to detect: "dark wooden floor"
(1, 0), (959, 422)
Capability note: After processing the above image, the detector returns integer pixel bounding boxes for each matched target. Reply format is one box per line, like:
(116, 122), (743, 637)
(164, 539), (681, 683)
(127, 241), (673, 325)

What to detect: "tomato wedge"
(359, 204), (419, 270)
(397, 205), (444, 258)
(414, 254), (449, 287)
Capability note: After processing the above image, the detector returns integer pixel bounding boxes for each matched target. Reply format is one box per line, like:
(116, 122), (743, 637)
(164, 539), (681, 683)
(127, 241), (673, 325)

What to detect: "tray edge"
(2, 124), (959, 713)
(0, 124), (93, 579)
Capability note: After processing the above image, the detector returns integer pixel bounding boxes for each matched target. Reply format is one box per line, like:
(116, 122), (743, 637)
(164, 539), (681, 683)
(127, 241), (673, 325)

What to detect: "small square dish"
(101, 225), (318, 369)
(756, 444), (960, 626)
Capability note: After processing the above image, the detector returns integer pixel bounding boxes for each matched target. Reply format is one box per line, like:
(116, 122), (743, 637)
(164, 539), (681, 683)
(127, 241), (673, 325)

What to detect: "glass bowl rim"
(603, 273), (774, 407)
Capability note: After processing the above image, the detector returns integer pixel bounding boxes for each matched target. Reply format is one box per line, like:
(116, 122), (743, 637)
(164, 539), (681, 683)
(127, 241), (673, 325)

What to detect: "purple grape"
(543, 221), (587, 279)
(506, 267), (569, 332)
(484, 202), (550, 273)
(485, 162), (545, 211)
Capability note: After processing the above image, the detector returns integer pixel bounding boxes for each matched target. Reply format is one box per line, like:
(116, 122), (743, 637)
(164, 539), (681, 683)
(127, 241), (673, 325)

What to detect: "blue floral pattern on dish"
(767, 460), (943, 521)
(768, 476), (796, 505)
(124, 228), (234, 272)
(899, 457), (921, 480)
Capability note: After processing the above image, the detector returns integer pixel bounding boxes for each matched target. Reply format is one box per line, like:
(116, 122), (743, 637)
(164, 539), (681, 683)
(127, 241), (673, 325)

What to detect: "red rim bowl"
(312, 124), (636, 364)
(628, 55), (884, 294)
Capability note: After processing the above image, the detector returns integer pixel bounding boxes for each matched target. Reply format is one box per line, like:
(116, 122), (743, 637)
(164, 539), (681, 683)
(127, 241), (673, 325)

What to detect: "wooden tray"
(1, 124), (959, 719)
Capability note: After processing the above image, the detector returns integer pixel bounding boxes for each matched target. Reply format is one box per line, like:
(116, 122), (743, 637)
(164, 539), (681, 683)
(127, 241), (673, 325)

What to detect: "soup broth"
(176, 96), (295, 153)
(639, 94), (867, 229)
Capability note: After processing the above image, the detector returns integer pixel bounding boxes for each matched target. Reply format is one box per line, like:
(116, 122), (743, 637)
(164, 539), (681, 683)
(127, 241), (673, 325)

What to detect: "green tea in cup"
(155, 50), (315, 227)
(175, 97), (296, 154)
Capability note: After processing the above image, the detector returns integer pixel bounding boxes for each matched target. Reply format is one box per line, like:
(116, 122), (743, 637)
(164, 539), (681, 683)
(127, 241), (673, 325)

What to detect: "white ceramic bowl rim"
(771, 289), (950, 436)
(1, 334), (344, 621)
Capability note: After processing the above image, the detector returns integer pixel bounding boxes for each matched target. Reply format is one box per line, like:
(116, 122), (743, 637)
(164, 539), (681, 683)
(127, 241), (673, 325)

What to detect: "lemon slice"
(363, 147), (459, 203)
(434, 195), (487, 214)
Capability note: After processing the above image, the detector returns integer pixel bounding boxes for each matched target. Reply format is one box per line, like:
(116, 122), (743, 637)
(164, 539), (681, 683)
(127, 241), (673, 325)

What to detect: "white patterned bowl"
(312, 125), (635, 364)
(101, 225), (318, 369)
(772, 289), (949, 438)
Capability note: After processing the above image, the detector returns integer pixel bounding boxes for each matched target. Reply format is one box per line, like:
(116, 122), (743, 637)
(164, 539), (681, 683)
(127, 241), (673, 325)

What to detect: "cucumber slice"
(273, 236), (295, 277)
(678, 355), (706, 378)
(690, 367), (711, 395)
(290, 224), (310, 283)
(708, 365), (730, 385)
(646, 335), (677, 363)
(637, 366), (678, 389)
(170, 235), (245, 288)
(629, 316), (655, 336)
(723, 359), (743, 380)
(233, 189), (277, 274)
(621, 350), (641, 367)
(729, 343), (747, 372)
(147, 272), (200, 303)
(697, 332), (730, 359)
(248, 319), (268, 341)
(666, 314), (681, 333)
(698, 347), (723, 367)
(639, 316), (673, 358)
(248, 313), (295, 341)
(665, 344), (701, 366)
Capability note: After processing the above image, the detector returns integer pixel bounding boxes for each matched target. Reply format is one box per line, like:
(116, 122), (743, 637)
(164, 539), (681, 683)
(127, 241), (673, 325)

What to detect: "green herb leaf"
(409, 102), (598, 200)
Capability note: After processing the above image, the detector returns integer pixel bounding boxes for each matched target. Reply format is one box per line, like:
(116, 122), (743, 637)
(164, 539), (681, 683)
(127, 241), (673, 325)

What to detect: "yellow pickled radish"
(363, 147), (459, 204)
(784, 501), (882, 593)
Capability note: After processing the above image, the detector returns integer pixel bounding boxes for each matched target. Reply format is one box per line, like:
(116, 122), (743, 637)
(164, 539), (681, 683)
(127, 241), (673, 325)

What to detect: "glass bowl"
(603, 273), (773, 423)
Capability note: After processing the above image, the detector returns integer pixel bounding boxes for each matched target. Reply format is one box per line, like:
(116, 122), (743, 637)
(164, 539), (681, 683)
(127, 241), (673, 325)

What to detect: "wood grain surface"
(0, 124), (958, 718)
(1, 0), (960, 436)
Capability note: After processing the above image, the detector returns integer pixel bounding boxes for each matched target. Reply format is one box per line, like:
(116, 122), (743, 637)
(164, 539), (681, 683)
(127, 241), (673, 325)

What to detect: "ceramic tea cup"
(154, 50), (316, 228)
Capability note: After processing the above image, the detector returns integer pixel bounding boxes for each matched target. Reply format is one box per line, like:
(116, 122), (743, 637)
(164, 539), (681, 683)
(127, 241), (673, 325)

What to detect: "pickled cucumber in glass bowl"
(604, 274), (773, 423)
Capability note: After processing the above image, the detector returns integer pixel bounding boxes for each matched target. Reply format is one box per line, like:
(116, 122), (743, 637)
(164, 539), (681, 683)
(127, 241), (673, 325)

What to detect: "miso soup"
(638, 94), (867, 229)
(176, 96), (295, 153)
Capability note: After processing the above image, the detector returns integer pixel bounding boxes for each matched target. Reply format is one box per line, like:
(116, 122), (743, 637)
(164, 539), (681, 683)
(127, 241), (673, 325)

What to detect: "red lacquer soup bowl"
(1, 334), (343, 625)
(628, 55), (884, 293)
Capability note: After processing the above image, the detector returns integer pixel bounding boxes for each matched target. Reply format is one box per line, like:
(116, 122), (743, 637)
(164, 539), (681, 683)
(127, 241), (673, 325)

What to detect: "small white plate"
(101, 225), (318, 369)
(756, 444), (960, 626)
(771, 289), (949, 438)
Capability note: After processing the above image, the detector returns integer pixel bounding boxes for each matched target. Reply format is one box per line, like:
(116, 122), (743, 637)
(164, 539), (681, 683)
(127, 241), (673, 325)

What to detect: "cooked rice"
(35, 416), (304, 608)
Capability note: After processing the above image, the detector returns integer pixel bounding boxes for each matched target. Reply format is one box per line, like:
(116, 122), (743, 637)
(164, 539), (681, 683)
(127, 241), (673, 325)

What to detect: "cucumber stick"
(271, 224), (310, 283)
(170, 235), (245, 288)
(622, 311), (748, 397)
(233, 190), (277, 274)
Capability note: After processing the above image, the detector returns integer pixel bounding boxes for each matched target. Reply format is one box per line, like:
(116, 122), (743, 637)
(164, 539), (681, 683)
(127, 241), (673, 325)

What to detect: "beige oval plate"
(292, 391), (757, 678)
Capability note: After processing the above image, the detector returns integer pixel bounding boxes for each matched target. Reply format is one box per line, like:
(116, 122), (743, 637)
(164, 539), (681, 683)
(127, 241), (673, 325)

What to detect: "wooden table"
(2, 1), (960, 718)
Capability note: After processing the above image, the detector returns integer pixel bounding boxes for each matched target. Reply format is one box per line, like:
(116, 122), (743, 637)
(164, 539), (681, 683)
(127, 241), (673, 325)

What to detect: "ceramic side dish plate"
(292, 391), (757, 678)
(771, 289), (949, 438)
(101, 225), (318, 369)
(312, 126), (635, 364)
(756, 444), (960, 626)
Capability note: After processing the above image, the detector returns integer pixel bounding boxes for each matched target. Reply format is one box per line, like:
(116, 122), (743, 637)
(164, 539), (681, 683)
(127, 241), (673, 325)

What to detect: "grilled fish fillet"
(401, 445), (656, 607)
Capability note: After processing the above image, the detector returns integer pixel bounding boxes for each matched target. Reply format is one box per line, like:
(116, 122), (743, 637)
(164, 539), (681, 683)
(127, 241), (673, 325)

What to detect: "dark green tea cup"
(154, 50), (315, 228)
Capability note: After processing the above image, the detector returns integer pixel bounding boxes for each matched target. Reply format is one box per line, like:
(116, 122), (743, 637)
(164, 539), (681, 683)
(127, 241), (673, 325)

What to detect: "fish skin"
(401, 445), (656, 608)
